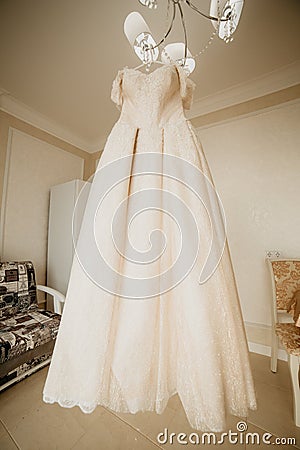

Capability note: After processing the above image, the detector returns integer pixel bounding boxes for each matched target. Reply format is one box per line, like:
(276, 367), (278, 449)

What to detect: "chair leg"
(271, 329), (278, 373)
(288, 354), (300, 427)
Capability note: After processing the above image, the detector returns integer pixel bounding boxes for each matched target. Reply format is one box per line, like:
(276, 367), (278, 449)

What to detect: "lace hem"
(43, 395), (99, 414)
(42, 389), (178, 416)
(43, 390), (256, 431)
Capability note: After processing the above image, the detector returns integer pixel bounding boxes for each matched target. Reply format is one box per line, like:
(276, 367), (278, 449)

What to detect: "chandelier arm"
(152, 0), (176, 49)
(184, 0), (229, 22)
(177, 1), (188, 63)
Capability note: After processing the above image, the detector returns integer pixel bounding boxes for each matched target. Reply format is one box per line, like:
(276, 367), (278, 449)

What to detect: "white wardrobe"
(47, 179), (91, 300)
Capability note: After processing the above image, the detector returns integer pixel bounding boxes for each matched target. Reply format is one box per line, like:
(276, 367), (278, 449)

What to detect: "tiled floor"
(0, 352), (299, 449)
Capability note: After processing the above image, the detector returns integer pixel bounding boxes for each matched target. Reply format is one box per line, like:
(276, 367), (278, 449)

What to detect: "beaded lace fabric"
(43, 64), (257, 432)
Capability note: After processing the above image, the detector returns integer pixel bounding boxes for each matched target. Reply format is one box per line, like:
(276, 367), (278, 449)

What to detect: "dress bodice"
(111, 64), (196, 128)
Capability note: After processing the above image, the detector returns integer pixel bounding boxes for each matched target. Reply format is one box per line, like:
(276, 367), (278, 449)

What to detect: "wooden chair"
(267, 258), (300, 426)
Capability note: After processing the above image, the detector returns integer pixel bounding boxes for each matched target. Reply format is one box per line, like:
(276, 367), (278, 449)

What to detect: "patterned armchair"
(0, 261), (65, 391)
(267, 258), (300, 427)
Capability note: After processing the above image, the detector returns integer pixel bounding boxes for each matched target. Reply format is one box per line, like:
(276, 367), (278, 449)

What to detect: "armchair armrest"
(37, 284), (65, 315)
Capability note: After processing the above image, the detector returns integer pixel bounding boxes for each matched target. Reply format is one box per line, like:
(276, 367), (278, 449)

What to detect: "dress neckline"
(123, 63), (179, 78)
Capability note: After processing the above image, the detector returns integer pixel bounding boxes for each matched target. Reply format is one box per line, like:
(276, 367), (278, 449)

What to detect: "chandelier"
(124, 0), (244, 74)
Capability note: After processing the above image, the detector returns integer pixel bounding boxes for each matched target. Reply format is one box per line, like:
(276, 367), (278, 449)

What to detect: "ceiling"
(0, 0), (299, 152)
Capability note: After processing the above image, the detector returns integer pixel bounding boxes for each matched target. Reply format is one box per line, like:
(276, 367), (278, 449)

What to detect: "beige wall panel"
(197, 101), (300, 328)
(1, 128), (84, 290)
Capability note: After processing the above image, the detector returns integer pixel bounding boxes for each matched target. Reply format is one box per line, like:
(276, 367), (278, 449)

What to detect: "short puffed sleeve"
(111, 69), (124, 111)
(175, 65), (196, 110)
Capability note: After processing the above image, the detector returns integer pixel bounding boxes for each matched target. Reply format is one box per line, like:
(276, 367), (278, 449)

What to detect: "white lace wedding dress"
(43, 63), (257, 432)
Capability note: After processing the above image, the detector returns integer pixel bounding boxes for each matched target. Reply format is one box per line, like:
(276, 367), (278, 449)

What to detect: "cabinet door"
(47, 180), (90, 297)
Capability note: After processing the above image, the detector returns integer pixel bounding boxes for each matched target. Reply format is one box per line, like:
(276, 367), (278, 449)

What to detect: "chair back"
(0, 261), (37, 318)
(268, 259), (300, 322)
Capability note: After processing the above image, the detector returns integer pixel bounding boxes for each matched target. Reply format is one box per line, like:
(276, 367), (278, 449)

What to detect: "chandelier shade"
(209, 0), (230, 19)
(138, 0), (157, 9)
(124, 12), (159, 64)
(124, 11), (151, 46)
(210, 0), (244, 42)
(161, 43), (196, 74)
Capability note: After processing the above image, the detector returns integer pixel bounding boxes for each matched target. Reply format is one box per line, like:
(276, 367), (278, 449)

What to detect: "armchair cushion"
(0, 308), (61, 364)
(271, 260), (300, 310)
(0, 260), (64, 390)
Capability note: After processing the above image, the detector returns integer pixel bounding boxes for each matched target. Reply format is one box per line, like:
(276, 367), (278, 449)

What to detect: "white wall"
(1, 128), (84, 292)
(196, 101), (300, 341)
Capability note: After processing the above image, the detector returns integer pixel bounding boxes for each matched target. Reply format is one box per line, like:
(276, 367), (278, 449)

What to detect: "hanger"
(133, 59), (170, 71)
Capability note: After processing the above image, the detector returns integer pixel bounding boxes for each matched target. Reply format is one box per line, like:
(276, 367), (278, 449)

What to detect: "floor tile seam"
(104, 408), (166, 449)
(0, 418), (21, 449)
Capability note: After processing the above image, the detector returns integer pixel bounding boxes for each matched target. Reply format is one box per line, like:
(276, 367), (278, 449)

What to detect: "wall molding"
(192, 84), (300, 131)
(188, 60), (300, 120)
(248, 342), (287, 362)
(1, 61), (300, 155)
(245, 321), (288, 361)
(0, 127), (13, 259)
(0, 93), (98, 153)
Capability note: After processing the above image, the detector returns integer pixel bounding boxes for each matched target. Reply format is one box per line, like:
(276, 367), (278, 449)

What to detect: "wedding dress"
(43, 63), (257, 432)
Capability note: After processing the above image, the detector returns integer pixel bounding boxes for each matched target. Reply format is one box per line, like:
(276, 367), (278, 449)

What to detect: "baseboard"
(245, 321), (288, 361)
(248, 341), (288, 362)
